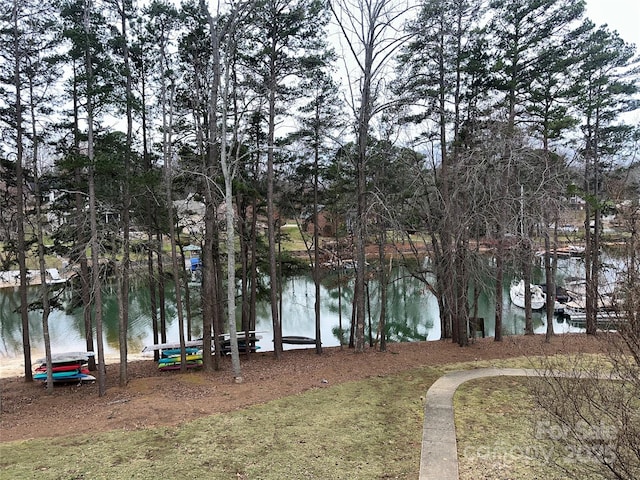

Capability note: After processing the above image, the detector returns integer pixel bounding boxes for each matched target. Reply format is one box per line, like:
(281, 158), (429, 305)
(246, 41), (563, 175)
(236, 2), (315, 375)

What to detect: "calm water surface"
(0, 257), (599, 360)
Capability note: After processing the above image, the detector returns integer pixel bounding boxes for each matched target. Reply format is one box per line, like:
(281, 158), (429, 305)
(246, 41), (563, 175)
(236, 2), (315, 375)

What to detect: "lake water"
(0, 256), (597, 360)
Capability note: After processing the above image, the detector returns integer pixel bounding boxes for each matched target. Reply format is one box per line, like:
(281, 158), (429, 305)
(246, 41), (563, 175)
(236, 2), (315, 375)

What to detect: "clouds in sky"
(585, 0), (640, 47)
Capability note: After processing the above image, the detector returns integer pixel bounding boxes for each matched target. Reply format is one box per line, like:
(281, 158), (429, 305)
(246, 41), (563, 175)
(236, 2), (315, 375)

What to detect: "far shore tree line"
(1, 0), (639, 394)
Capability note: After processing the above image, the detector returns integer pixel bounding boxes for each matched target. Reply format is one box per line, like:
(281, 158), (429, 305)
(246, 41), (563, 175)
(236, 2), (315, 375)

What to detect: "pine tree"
(241, 0), (332, 358)
(0, 0), (64, 381)
(291, 68), (342, 354)
(526, 13), (587, 340)
(58, 0), (119, 395)
(487, 0), (585, 340)
(571, 22), (638, 334)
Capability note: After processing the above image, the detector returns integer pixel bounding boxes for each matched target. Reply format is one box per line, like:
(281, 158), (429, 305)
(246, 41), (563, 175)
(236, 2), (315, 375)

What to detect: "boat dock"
(563, 311), (625, 329)
(0, 268), (70, 289)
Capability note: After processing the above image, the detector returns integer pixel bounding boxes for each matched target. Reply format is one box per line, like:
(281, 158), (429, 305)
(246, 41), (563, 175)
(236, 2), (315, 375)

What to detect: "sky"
(585, 0), (640, 48)
(585, 0), (640, 125)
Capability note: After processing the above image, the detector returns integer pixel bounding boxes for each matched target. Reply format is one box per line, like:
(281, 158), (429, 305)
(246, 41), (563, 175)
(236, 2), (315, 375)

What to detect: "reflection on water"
(0, 256), (601, 359)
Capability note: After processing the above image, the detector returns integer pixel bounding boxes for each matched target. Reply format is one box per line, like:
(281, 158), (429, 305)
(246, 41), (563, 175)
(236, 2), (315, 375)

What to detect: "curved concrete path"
(419, 368), (542, 480)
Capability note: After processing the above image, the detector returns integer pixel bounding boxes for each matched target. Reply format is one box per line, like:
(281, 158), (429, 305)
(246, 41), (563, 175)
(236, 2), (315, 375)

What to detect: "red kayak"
(34, 363), (89, 374)
(35, 363), (81, 373)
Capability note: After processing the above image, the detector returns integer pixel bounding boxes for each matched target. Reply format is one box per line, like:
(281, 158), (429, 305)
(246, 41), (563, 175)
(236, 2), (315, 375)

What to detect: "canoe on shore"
(281, 336), (317, 345)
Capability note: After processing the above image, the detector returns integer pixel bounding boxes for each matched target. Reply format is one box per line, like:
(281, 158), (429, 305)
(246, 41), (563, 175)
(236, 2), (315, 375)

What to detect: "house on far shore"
(302, 206), (340, 238)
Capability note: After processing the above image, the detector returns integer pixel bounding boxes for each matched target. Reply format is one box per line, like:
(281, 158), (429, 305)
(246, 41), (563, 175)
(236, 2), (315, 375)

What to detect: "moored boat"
(509, 280), (546, 310)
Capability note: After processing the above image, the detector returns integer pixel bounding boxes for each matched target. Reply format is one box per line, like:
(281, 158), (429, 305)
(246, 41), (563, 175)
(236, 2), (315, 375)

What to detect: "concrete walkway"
(419, 368), (542, 480)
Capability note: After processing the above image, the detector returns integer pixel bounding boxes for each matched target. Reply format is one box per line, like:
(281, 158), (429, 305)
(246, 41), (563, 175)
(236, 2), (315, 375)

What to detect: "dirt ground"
(0, 334), (611, 443)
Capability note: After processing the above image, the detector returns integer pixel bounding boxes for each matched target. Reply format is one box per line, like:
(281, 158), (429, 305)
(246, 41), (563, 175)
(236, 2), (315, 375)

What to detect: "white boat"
(509, 280), (546, 310)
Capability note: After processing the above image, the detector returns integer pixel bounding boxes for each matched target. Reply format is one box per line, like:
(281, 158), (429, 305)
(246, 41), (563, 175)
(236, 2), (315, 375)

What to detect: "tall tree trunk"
(201, 0), (222, 370)
(494, 227), (504, 342)
(584, 118), (598, 335)
(157, 234), (167, 344)
(267, 80), (283, 358)
(167, 200), (186, 371)
(523, 243), (534, 335)
(12, 0), (32, 383)
(201, 200), (216, 369)
(79, 207), (95, 369)
(313, 132), (322, 354)
(544, 216), (556, 341)
(29, 76), (52, 391)
(140, 41), (159, 362)
(456, 241), (469, 347)
(87, 125), (104, 394)
(437, 6), (456, 344)
(220, 38), (242, 380)
(377, 228), (388, 351)
(73, 64), (95, 369)
(432, 236), (451, 339)
(349, 284), (357, 348)
(223, 158), (242, 379)
(238, 196), (255, 354)
(85, 0), (106, 396)
(238, 197), (250, 344)
(337, 247), (343, 349)
(163, 77), (187, 371)
(35, 200), (53, 391)
(354, 78), (369, 352)
(148, 235), (160, 362)
(117, 0), (133, 388)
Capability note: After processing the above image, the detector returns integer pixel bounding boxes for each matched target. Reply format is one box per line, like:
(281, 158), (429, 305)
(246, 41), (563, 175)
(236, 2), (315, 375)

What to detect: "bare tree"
(395, 0), (485, 345)
(212, 0), (253, 381)
(330, 0), (411, 351)
(199, 0), (262, 377)
(535, 332), (640, 479)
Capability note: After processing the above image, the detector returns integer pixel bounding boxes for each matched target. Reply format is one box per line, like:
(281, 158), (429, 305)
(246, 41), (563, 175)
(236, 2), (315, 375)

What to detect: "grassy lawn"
(455, 377), (570, 480)
(0, 356), (589, 480)
(280, 223), (310, 252)
(455, 353), (625, 480)
(0, 369), (435, 479)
